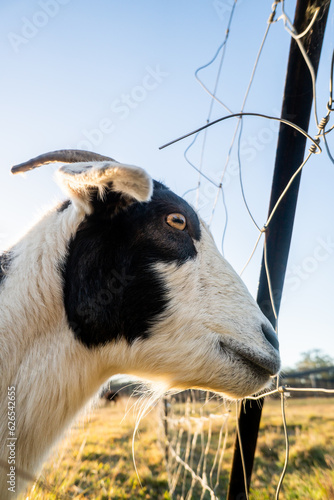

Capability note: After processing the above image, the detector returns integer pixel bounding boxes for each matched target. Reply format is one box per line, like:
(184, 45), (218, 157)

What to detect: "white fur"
(0, 163), (279, 498)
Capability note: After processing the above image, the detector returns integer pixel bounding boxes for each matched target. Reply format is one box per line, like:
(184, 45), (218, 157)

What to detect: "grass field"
(21, 396), (334, 499)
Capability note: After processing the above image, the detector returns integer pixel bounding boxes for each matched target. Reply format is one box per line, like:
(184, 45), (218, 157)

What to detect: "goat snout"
(261, 323), (279, 351)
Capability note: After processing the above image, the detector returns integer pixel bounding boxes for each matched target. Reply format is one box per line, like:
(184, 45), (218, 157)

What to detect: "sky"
(0, 0), (333, 369)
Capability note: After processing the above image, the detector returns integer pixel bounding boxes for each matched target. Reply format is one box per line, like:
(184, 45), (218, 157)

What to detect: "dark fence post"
(227, 1), (331, 498)
(164, 396), (169, 465)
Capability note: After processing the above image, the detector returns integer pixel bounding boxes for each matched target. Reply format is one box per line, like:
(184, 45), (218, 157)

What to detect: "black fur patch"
(57, 200), (72, 212)
(0, 252), (12, 285)
(62, 181), (201, 347)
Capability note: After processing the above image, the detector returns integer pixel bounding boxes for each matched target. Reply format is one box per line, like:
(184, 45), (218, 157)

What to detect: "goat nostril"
(262, 323), (279, 351)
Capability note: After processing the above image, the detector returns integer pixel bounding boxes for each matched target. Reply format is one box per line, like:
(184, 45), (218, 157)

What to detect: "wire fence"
(161, 384), (334, 500)
(159, 0), (334, 498)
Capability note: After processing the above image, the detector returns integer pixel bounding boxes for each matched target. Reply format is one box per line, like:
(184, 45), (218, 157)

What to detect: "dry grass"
(20, 396), (334, 499)
(251, 397), (334, 500)
(21, 397), (170, 500)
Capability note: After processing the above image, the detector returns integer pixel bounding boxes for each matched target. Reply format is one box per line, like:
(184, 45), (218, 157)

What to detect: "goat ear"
(56, 161), (153, 213)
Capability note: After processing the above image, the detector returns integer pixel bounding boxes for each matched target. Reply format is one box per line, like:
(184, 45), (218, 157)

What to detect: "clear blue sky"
(0, 0), (333, 369)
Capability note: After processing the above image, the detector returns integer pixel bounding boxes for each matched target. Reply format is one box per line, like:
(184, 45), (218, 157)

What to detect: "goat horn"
(11, 150), (116, 174)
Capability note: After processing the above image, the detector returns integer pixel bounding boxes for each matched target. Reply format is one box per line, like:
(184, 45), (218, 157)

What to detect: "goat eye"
(166, 213), (186, 231)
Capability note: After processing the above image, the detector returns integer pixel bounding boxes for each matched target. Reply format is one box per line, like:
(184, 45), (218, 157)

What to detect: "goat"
(0, 150), (280, 498)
